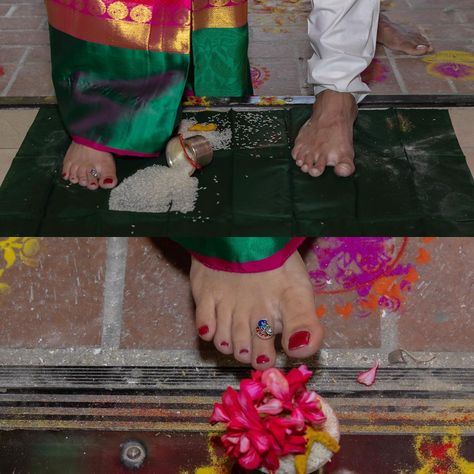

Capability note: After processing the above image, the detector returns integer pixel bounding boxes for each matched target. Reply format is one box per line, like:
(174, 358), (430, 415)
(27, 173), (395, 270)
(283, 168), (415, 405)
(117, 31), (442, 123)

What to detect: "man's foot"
(377, 13), (433, 56)
(291, 90), (357, 178)
(62, 142), (118, 190)
(191, 251), (324, 369)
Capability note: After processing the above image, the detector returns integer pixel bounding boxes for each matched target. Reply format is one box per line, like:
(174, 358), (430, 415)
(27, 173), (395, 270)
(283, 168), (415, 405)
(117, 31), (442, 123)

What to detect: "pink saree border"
(190, 237), (306, 273)
(72, 135), (161, 157)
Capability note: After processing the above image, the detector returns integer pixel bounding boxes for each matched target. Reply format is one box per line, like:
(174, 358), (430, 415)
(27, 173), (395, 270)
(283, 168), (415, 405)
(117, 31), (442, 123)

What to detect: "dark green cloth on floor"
(0, 106), (473, 236)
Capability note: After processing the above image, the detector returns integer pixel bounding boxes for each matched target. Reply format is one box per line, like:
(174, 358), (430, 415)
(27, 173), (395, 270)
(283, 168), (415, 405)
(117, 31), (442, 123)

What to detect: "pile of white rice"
(109, 162), (198, 214)
(109, 116), (233, 214)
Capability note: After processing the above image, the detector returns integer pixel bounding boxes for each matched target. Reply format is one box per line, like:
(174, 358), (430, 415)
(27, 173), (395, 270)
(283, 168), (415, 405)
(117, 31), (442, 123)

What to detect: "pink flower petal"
(222, 434), (240, 446)
(251, 370), (262, 382)
(239, 449), (262, 470)
(297, 365), (312, 378)
(240, 379), (264, 401)
(263, 450), (280, 471)
(299, 390), (317, 404)
(239, 434), (250, 453)
(261, 368), (289, 399)
(209, 403), (230, 424)
(257, 398), (283, 415)
(288, 407), (306, 431)
(305, 409), (326, 425)
(286, 365), (312, 396)
(357, 361), (379, 386)
(247, 430), (271, 453)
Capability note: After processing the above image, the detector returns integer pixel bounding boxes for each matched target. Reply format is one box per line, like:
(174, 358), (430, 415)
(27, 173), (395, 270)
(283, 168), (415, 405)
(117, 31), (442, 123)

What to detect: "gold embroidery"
(193, 1), (247, 30)
(130, 4), (152, 23)
(108, 1), (128, 20)
(47, 0), (190, 53)
(208, 0), (230, 6)
(87, 0), (106, 16)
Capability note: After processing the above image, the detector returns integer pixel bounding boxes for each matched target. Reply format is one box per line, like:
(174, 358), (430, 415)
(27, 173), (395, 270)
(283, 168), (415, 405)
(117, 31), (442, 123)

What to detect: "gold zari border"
(192, 2), (247, 30)
(46, 0), (190, 54)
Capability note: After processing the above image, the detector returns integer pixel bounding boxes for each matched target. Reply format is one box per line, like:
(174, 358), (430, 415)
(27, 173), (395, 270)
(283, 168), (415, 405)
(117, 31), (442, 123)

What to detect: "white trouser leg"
(307, 0), (380, 103)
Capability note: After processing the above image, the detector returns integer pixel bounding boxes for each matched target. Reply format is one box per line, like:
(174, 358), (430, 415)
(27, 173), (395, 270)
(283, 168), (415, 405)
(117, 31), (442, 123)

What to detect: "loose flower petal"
(357, 361), (379, 386)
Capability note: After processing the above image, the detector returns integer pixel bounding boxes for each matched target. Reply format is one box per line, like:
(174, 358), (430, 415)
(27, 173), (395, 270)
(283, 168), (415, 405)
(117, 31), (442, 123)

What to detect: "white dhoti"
(307, 0), (380, 102)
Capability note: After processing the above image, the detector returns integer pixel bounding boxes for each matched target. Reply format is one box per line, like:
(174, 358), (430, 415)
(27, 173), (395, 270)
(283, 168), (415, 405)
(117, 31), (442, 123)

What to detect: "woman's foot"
(291, 89), (357, 178)
(190, 251), (324, 369)
(62, 142), (118, 190)
(377, 13), (433, 56)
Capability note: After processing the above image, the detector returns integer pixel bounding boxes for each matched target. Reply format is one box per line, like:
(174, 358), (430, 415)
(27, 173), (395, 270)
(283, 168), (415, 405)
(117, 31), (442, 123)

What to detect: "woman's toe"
(251, 316), (277, 369)
(195, 296), (217, 343)
(213, 303), (233, 355)
(232, 312), (252, 364)
(98, 162), (118, 189)
(281, 288), (324, 359)
(68, 164), (80, 183)
(77, 168), (89, 187)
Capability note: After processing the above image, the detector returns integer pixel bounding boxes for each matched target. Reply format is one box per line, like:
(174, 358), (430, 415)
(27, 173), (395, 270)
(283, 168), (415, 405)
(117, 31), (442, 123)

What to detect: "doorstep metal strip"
(0, 366), (473, 393)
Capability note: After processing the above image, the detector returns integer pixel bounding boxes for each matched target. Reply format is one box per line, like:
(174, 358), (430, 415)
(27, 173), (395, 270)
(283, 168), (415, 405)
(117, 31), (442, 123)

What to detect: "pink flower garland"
(210, 365), (326, 472)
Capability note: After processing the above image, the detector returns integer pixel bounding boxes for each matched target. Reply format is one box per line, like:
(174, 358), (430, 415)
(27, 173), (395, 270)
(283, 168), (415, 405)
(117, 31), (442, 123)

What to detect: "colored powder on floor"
(109, 162), (199, 214)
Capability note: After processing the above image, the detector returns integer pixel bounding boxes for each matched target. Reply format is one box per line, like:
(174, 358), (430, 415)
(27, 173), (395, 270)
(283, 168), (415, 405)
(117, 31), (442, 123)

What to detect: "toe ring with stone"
(90, 168), (100, 179)
(256, 319), (273, 340)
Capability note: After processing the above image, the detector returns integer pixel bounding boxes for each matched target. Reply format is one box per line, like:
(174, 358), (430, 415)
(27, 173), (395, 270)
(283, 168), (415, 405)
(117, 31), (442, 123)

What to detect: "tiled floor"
(0, 236), (473, 358)
(0, 107), (37, 184)
(1, 0), (474, 97)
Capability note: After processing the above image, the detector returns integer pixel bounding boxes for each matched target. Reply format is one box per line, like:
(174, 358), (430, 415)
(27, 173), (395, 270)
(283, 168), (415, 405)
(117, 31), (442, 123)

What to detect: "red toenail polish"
(239, 349), (249, 355)
(198, 325), (209, 336)
(220, 341), (229, 347)
(104, 178), (114, 184)
(61, 173), (67, 178)
(256, 355), (270, 364)
(288, 331), (310, 350)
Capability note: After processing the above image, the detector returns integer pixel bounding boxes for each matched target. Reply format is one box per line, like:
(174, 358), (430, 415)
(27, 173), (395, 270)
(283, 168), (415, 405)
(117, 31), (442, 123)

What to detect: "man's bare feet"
(62, 142), (118, 190)
(377, 13), (433, 56)
(292, 90), (357, 178)
(190, 251), (324, 369)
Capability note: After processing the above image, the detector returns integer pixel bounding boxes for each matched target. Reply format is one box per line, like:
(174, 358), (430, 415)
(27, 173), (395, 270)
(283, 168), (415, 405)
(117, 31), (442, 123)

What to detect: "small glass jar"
(165, 134), (213, 176)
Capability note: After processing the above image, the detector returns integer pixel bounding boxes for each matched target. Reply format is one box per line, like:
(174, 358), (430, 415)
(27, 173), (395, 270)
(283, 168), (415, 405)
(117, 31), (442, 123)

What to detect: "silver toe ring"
(90, 168), (100, 179)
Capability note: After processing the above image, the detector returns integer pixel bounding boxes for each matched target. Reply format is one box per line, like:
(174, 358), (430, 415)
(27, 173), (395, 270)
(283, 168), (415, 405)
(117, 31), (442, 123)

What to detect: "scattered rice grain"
(179, 118), (232, 150)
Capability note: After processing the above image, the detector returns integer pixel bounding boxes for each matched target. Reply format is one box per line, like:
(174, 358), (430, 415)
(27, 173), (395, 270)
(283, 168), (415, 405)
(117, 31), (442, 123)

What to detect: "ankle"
(314, 90), (357, 119)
